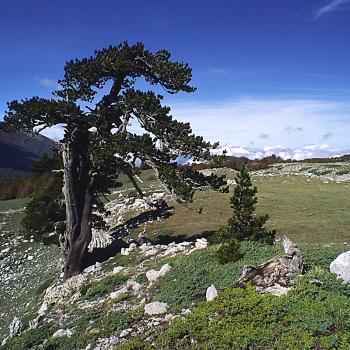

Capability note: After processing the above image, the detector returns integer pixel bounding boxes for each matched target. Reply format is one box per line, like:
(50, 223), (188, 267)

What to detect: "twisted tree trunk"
(62, 127), (94, 280)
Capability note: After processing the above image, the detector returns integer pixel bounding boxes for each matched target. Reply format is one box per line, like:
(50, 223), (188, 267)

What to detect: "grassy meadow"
(115, 168), (350, 245)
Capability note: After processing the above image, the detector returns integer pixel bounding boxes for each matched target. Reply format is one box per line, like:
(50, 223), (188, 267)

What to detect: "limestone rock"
(38, 302), (48, 316)
(110, 287), (128, 299)
(44, 274), (86, 305)
(206, 284), (218, 301)
(52, 329), (74, 338)
(113, 266), (125, 274)
(146, 263), (172, 283)
(237, 237), (303, 293)
(9, 317), (22, 338)
(330, 250), (350, 283)
(144, 301), (167, 315)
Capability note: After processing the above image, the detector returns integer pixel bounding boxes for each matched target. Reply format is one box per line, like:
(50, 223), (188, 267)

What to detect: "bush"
(151, 278), (350, 349)
(80, 274), (128, 299)
(215, 239), (242, 264)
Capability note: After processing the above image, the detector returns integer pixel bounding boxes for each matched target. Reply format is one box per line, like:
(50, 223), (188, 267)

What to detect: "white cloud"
(213, 143), (347, 160)
(35, 77), (59, 89)
(39, 124), (65, 141)
(171, 97), (350, 151)
(312, 0), (350, 20)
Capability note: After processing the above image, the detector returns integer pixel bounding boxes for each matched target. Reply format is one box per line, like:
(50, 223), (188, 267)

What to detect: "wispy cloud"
(213, 144), (346, 160)
(35, 77), (59, 89)
(284, 126), (304, 133)
(258, 133), (269, 139)
(171, 97), (350, 152)
(322, 131), (333, 140)
(312, 0), (350, 20)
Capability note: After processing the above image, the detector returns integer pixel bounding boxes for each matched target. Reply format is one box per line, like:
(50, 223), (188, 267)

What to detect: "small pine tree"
(215, 238), (242, 264)
(225, 164), (275, 244)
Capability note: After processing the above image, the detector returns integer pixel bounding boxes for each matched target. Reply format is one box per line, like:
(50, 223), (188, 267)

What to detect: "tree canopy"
(1, 42), (227, 278)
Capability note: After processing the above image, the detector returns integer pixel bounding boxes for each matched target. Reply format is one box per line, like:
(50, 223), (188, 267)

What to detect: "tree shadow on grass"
(85, 203), (174, 267)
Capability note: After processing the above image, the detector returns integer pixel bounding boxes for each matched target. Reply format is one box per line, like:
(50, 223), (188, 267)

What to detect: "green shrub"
(151, 278), (350, 349)
(154, 242), (281, 310)
(215, 239), (242, 264)
(81, 274), (128, 299)
(2, 324), (57, 350)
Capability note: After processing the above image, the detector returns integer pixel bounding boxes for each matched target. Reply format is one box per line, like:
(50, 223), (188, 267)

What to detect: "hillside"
(1, 164), (350, 348)
(0, 130), (57, 182)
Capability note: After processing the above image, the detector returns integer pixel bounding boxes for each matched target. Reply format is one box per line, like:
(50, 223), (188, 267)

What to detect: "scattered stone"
(206, 285), (218, 301)
(126, 280), (142, 294)
(261, 284), (290, 296)
(38, 302), (48, 316)
(119, 328), (133, 338)
(9, 317), (22, 338)
(113, 266), (125, 274)
(144, 301), (167, 315)
(44, 274), (87, 305)
(27, 255), (34, 261)
(146, 264), (172, 283)
(110, 287), (127, 299)
(121, 248), (130, 256)
(330, 250), (350, 283)
(195, 238), (208, 249)
(52, 328), (74, 338)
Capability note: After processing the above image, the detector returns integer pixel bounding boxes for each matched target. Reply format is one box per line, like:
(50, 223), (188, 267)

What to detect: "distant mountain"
(0, 130), (58, 182)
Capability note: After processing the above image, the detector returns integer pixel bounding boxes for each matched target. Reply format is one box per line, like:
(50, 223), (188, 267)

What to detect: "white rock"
(83, 265), (96, 274)
(52, 329), (74, 338)
(128, 243), (137, 251)
(206, 284), (218, 301)
(330, 250), (350, 283)
(144, 301), (167, 315)
(126, 280), (142, 293)
(113, 266), (125, 274)
(195, 238), (208, 249)
(38, 302), (48, 316)
(119, 328), (132, 337)
(263, 285), (290, 296)
(121, 248), (130, 256)
(146, 269), (160, 283)
(9, 317), (22, 338)
(159, 263), (172, 276)
(146, 264), (172, 283)
(27, 255), (33, 261)
(44, 274), (86, 305)
(110, 287), (127, 299)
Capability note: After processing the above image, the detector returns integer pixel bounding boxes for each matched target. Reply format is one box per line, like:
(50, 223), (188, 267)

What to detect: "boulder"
(144, 301), (167, 315)
(52, 329), (74, 338)
(206, 285), (218, 301)
(44, 274), (86, 305)
(113, 266), (125, 274)
(9, 317), (22, 338)
(330, 250), (350, 283)
(237, 237), (303, 294)
(146, 263), (172, 283)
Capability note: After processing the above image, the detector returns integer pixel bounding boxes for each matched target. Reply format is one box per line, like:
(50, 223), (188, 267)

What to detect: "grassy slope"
(2, 242), (350, 350)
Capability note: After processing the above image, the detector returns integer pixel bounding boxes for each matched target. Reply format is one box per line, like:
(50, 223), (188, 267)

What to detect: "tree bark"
(62, 127), (94, 280)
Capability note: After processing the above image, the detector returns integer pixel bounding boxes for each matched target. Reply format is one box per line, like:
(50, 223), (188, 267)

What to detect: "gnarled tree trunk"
(62, 127), (94, 280)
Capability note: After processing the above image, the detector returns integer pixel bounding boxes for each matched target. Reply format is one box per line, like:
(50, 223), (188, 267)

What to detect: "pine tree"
(225, 164), (275, 244)
(1, 42), (227, 279)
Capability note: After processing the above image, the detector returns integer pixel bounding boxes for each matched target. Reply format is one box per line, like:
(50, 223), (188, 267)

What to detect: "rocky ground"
(0, 206), (61, 340)
(252, 162), (350, 182)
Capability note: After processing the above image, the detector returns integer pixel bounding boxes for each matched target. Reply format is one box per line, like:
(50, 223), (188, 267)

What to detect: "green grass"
(152, 242), (346, 311)
(138, 176), (350, 244)
(81, 274), (128, 300)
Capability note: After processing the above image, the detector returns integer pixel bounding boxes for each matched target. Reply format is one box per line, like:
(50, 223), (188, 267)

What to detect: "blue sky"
(1, 0), (350, 159)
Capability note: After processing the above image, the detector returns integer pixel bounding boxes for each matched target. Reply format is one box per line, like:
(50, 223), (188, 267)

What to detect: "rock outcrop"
(237, 236), (303, 295)
(330, 250), (350, 283)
